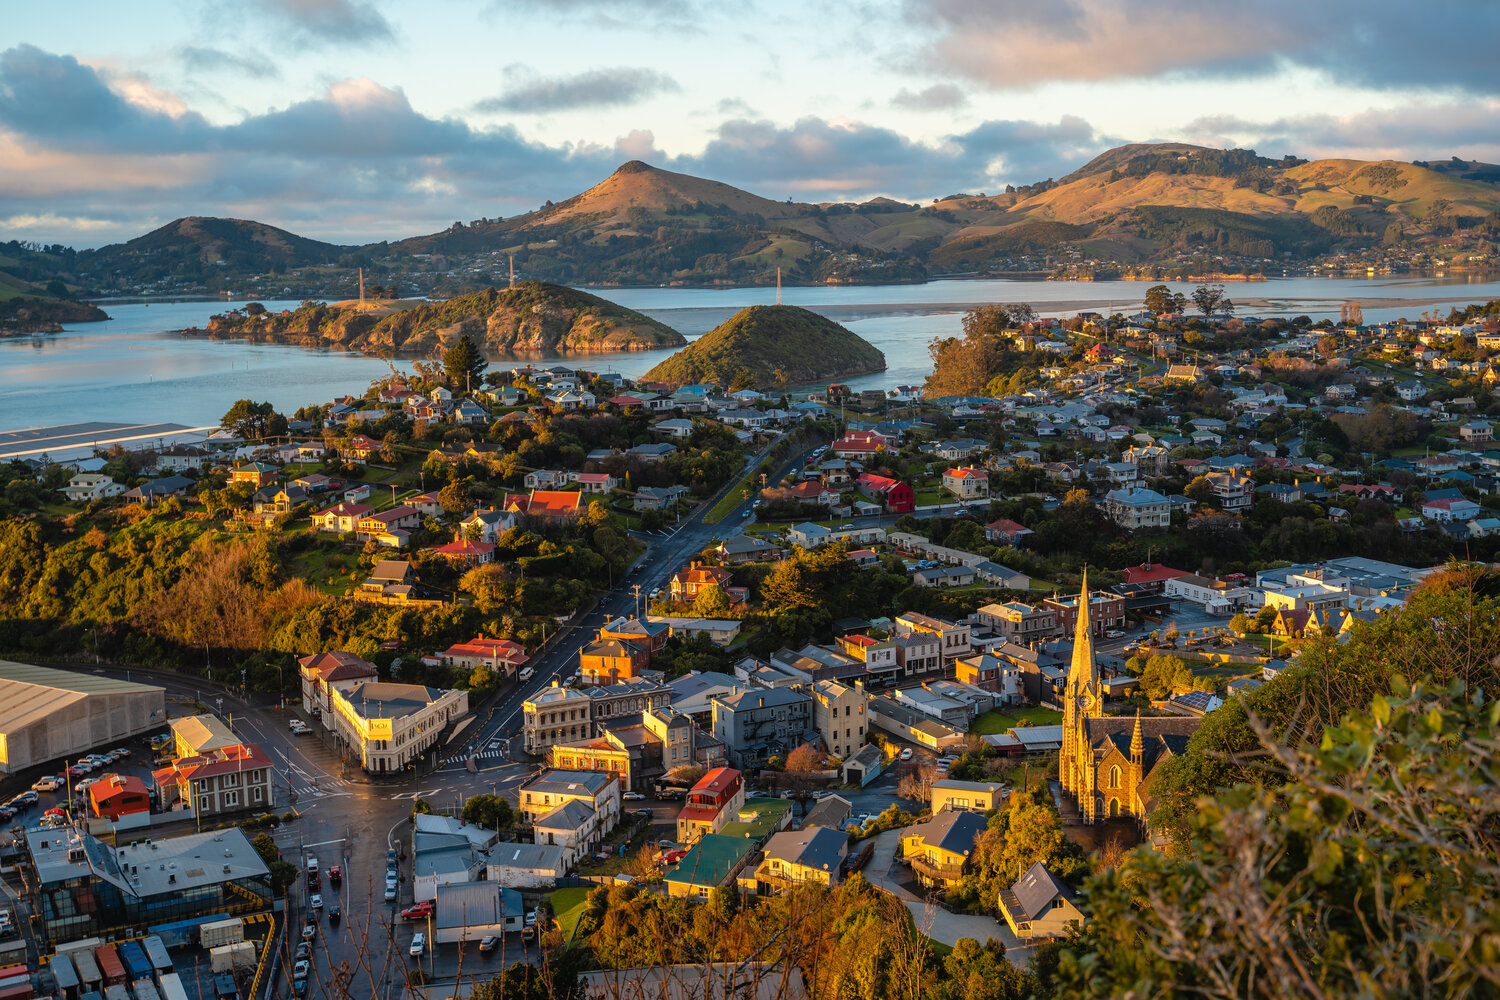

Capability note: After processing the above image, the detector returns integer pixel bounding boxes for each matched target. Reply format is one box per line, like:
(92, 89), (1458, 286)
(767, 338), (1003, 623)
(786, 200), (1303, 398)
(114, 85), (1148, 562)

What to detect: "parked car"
(621, 792), (645, 801)
(295, 942), (311, 961)
(479, 935), (500, 954)
(302, 923), (316, 941)
(524, 909), (537, 928)
(899, 748), (914, 761)
(292, 960), (310, 980)
(292, 978), (307, 997)
(31, 777), (61, 792)
(400, 901), (433, 921)
(309, 894), (323, 911)
(384, 885), (397, 902)
(409, 933), (425, 957)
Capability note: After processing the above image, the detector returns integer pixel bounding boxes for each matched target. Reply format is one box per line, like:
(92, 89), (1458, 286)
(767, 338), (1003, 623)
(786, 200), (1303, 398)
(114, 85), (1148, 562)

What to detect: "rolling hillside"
(642, 305), (885, 388)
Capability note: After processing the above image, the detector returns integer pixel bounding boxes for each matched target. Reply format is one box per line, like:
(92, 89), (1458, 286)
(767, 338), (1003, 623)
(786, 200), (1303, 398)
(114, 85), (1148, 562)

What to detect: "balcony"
(907, 856), (967, 885)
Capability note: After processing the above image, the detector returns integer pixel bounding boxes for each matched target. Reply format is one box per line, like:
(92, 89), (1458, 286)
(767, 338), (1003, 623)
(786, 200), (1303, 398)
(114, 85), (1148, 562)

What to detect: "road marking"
(305, 838), (347, 847)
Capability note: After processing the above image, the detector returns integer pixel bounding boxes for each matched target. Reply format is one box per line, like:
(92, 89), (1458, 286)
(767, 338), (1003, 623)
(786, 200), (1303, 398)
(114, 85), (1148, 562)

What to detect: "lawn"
(705, 459), (770, 524)
(969, 707), (1063, 736)
(548, 887), (592, 943)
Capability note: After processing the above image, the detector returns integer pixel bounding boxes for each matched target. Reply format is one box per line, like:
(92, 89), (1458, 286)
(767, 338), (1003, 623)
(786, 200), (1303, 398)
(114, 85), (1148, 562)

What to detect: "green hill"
(642, 305), (884, 389)
(193, 282), (684, 356)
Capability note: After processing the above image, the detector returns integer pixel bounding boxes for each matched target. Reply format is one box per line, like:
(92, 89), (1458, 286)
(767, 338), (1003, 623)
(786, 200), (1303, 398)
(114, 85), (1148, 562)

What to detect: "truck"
(116, 943), (150, 985)
(93, 947), (126, 989)
(154, 975), (188, 1000)
(198, 918), (244, 950)
(141, 938), (171, 979)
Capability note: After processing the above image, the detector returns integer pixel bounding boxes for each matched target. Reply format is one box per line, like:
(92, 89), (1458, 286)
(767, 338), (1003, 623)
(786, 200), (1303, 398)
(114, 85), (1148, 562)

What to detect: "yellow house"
(899, 809), (987, 889)
(741, 825), (848, 896)
(170, 714), (240, 759)
(999, 862), (1087, 940)
(930, 779), (1006, 815)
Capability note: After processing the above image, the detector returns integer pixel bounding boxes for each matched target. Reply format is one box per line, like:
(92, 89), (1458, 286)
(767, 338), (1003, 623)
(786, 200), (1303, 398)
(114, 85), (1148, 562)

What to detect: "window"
(1109, 765), (1121, 789)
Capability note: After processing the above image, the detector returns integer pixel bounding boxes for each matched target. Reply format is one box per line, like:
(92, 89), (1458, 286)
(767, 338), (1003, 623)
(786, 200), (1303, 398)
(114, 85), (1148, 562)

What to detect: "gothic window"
(1109, 765), (1121, 789)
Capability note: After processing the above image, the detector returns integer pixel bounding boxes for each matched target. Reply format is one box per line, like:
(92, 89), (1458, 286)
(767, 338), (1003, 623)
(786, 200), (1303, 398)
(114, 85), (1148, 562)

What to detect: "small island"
(0, 295), (109, 334)
(642, 304), (886, 389)
(185, 282), (685, 355)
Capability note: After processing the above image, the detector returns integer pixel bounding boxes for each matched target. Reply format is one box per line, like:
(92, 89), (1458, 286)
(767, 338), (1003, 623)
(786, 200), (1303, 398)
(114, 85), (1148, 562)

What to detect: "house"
(778, 480), (839, 506)
(811, 679), (866, 761)
(60, 472), (125, 503)
(899, 809), (987, 889)
(459, 508), (517, 543)
(1119, 562), (1190, 591)
(676, 767), (746, 843)
(502, 490), (585, 519)
(524, 470), (569, 490)
(715, 535), (784, 564)
(627, 443), (677, 462)
(930, 778), (1006, 814)
(156, 445), (209, 472)
(913, 565), (976, 587)
(671, 562), (734, 601)
(485, 842), (567, 890)
(88, 774), (153, 822)
(571, 472), (619, 494)
(633, 485), (690, 511)
(1101, 487), (1171, 530)
(313, 501), (373, 534)
(1203, 472), (1254, 511)
(999, 862), (1086, 940)
(359, 559), (417, 602)
(653, 418), (697, 438)
(942, 467), (989, 500)
(298, 650), (380, 720)
(123, 475), (194, 504)
(829, 430), (888, 459)
(522, 770), (622, 868)
(743, 825), (848, 896)
(711, 688), (814, 770)
(228, 462), (278, 488)
(855, 473), (914, 513)
(894, 612), (971, 665)
(427, 538), (496, 567)
(355, 505), (421, 540)
(1421, 497), (1484, 522)
(578, 638), (649, 686)
(437, 637), (527, 674)
(1396, 381), (1426, 401)
(152, 743), (276, 817)
(984, 518), (1034, 546)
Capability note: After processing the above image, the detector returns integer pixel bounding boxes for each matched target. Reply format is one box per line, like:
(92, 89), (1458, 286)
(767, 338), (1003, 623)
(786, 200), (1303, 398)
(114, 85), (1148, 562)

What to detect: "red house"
(89, 774), (152, 821)
(855, 473), (914, 513)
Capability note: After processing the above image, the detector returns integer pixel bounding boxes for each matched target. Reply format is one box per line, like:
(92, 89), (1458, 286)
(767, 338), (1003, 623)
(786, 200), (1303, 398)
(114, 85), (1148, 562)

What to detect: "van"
(518, 667), (535, 682)
(306, 857), (318, 874)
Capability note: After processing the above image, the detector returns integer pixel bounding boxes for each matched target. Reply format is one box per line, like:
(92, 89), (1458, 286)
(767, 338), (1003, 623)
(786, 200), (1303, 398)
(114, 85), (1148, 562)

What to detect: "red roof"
(315, 501), (373, 519)
(442, 637), (527, 664)
(985, 518), (1030, 534)
(431, 539), (496, 557)
(173, 743), (274, 781)
(945, 467), (985, 479)
(1121, 563), (1190, 585)
(503, 490), (583, 515)
(787, 481), (829, 498)
(298, 651), (378, 680)
(690, 766), (740, 796)
(574, 473), (614, 484)
(856, 472), (904, 493)
(89, 774), (150, 808)
(608, 395), (645, 406)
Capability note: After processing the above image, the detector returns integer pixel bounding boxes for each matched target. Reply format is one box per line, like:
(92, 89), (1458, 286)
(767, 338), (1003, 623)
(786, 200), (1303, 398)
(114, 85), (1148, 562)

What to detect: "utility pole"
(508, 256), (515, 289)
(776, 266), (782, 306)
(630, 584), (642, 620)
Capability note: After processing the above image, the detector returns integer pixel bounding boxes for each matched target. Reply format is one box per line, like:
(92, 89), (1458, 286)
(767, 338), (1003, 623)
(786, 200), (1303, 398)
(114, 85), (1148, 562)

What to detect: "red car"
(400, 901), (434, 921)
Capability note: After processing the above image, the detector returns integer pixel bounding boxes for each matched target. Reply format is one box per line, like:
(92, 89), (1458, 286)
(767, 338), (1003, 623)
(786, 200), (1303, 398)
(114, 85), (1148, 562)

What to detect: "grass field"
(705, 459), (769, 524)
(969, 706), (1063, 735)
(549, 887), (592, 943)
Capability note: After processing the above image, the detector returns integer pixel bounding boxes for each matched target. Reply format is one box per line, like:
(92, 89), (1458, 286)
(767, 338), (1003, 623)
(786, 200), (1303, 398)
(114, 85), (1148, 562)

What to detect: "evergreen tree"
(443, 333), (488, 392)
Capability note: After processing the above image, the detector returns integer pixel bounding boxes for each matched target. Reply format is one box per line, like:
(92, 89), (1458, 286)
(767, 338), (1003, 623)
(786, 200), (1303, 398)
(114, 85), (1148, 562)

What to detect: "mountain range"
(12, 143), (1500, 298)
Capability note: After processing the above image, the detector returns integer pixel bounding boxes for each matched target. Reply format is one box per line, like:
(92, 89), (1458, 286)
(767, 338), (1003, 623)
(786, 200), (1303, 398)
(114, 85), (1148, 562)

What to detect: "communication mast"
(509, 256), (515, 289)
(776, 266), (782, 306)
(358, 267), (365, 304)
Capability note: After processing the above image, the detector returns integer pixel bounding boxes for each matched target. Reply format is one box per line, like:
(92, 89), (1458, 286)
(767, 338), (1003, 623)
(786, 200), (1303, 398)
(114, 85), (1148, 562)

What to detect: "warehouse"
(0, 661), (166, 774)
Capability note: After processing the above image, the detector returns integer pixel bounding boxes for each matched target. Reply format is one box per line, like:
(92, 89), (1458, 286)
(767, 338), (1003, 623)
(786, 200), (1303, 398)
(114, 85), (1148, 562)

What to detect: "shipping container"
(0, 976), (28, 995)
(92, 949), (125, 990)
(0, 982), (34, 1000)
(131, 978), (159, 1000)
(197, 920), (243, 951)
(48, 955), (79, 1000)
(115, 945), (149, 986)
(0, 970), (26, 989)
(153, 976), (186, 1000)
(207, 945), (254, 976)
(140, 940), (170, 980)
(80, 991), (102, 1000)
(103, 983), (129, 1000)
(69, 953), (101, 992)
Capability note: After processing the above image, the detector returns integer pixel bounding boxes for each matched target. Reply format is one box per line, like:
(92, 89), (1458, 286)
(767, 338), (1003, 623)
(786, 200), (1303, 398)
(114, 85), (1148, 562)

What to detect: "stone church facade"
(1060, 575), (1203, 825)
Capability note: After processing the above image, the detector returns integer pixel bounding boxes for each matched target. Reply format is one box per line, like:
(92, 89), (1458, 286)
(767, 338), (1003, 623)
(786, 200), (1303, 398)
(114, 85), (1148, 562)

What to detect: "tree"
(443, 332), (487, 392)
(1191, 283), (1234, 318)
(785, 742), (825, 774)
(437, 478), (474, 515)
(1139, 654), (1193, 699)
(1253, 604), (1278, 631)
(221, 399), (280, 441)
(691, 582), (732, 618)
(896, 761), (939, 802)
(1058, 680), (1500, 1000)
(1228, 612), (1252, 635)
(461, 793), (514, 831)
(1143, 285), (1186, 316)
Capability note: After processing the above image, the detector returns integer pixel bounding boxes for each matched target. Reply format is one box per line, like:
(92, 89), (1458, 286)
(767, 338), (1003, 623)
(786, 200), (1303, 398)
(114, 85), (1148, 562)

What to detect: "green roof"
(663, 834), (754, 889)
(718, 797), (791, 841)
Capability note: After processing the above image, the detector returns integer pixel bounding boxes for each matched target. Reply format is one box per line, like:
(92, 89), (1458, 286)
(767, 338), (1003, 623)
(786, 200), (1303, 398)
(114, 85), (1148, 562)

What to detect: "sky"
(4, 0), (1500, 248)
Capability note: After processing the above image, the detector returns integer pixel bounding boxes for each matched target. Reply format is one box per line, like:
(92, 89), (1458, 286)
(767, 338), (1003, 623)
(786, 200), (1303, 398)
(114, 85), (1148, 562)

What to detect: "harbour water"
(4, 274), (1500, 435)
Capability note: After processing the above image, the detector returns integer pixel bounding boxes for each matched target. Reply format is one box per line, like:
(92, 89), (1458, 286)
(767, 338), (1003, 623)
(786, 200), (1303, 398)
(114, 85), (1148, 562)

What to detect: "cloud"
(258, 0), (393, 47)
(904, 0), (1500, 92)
(1181, 101), (1500, 162)
(179, 45), (280, 79)
(475, 67), (680, 113)
(891, 83), (966, 111)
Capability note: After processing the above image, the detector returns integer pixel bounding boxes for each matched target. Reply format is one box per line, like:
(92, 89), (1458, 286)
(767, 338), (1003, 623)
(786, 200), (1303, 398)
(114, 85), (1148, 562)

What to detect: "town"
(1, 287), (1498, 1000)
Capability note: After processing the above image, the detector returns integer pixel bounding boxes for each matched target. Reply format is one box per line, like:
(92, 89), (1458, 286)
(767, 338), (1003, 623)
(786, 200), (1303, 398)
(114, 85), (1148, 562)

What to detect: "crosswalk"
(285, 775), (353, 803)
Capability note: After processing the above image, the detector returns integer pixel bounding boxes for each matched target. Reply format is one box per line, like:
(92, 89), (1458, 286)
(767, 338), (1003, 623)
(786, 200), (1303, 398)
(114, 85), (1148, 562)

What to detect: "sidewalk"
(863, 830), (1029, 959)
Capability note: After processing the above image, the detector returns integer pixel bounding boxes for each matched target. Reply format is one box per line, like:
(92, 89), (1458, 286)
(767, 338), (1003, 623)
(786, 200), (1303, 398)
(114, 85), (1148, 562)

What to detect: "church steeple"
(1067, 569), (1101, 704)
(1130, 709), (1143, 764)
(1061, 570), (1103, 800)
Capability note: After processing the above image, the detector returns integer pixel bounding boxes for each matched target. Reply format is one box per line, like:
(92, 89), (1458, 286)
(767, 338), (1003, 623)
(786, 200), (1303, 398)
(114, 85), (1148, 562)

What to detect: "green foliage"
(1057, 679), (1500, 1000)
(1138, 654), (1193, 699)
(924, 303), (1041, 398)
(1143, 284), (1186, 316)
(642, 305), (885, 388)
(221, 399), (286, 441)
(442, 332), (487, 391)
(460, 794), (514, 831)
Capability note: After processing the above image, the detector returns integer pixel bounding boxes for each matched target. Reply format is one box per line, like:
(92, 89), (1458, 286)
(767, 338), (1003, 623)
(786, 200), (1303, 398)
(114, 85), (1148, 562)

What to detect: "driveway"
(863, 830), (1030, 961)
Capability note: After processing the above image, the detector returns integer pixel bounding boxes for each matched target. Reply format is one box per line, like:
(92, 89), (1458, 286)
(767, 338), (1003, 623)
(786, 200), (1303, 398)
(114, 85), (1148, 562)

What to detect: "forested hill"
(642, 305), (885, 389)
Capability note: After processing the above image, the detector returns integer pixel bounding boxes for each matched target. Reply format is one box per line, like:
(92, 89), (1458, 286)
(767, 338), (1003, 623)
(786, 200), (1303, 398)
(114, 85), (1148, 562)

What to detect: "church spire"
(1067, 569), (1100, 701)
(1130, 708), (1143, 763)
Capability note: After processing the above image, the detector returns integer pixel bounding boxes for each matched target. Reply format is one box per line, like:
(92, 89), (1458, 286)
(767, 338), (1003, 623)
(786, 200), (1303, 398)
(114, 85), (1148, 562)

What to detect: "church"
(1060, 575), (1203, 825)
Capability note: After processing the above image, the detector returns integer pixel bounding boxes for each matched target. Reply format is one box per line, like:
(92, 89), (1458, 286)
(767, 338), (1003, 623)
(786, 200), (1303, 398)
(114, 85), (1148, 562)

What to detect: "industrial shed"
(0, 661), (166, 774)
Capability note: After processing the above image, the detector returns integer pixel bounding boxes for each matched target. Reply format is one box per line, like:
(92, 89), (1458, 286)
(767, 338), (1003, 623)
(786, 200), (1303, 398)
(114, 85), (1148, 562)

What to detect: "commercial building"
(169, 714), (241, 759)
(523, 683), (595, 755)
(0, 662), (166, 774)
(87, 774), (152, 822)
(297, 651), (379, 719)
(326, 681), (469, 774)
(521, 770), (622, 868)
(152, 743), (276, 817)
(26, 825), (271, 946)
(974, 602), (1061, 643)
(485, 843), (567, 889)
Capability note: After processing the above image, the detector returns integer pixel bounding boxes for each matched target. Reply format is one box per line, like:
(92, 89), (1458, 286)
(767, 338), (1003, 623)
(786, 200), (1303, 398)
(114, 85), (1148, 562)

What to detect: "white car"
(309, 894), (323, 910)
(621, 792), (645, 801)
(384, 885), (397, 902)
(409, 933), (425, 957)
(292, 960), (310, 980)
(31, 777), (60, 792)
(899, 748), (914, 761)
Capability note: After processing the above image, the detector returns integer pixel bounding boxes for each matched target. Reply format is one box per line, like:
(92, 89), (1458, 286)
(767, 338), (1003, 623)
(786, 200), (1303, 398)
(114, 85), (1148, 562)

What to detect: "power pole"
(358, 267), (364, 304)
(776, 266), (782, 306)
(630, 584), (642, 620)
(508, 256), (515, 289)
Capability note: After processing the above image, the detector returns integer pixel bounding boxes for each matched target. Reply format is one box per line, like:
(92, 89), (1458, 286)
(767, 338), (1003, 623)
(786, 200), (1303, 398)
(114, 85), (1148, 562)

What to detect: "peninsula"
(186, 282), (685, 356)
